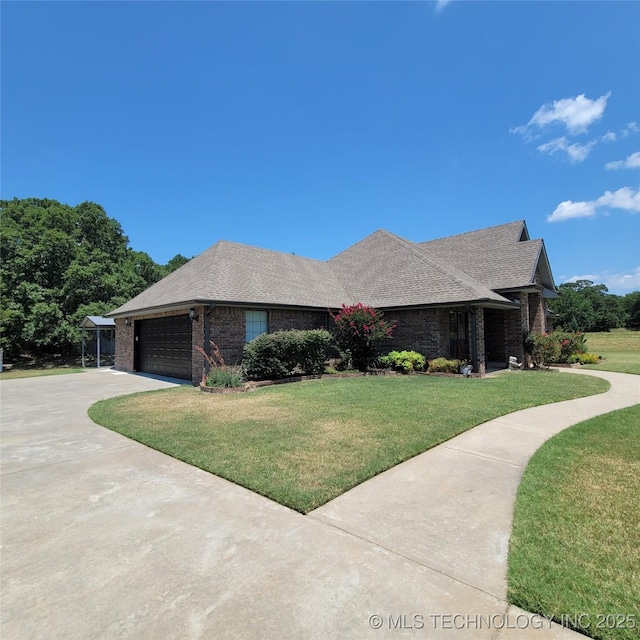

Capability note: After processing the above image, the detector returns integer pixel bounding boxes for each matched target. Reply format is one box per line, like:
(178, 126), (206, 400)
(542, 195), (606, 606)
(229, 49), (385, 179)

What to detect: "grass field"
(0, 367), (85, 380)
(89, 371), (608, 513)
(583, 329), (640, 375)
(508, 405), (640, 640)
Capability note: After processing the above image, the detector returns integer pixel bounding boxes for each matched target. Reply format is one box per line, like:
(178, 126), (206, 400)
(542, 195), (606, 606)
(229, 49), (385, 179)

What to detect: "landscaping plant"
(196, 340), (244, 388)
(380, 350), (426, 373)
(242, 329), (332, 380)
(330, 303), (395, 372)
(428, 357), (465, 374)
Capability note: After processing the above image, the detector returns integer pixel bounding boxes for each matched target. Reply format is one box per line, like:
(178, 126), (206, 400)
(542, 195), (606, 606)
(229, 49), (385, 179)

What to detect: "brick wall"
(387, 308), (450, 359)
(209, 306), (330, 366)
(114, 318), (134, 372)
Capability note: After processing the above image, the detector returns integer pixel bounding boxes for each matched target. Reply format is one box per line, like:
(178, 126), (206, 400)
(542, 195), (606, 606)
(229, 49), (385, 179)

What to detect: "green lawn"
(0, 367), (85, 380)
(508, 405), (640, 640)
(89, 372), (608, 513)
(583, 329), (640, 375)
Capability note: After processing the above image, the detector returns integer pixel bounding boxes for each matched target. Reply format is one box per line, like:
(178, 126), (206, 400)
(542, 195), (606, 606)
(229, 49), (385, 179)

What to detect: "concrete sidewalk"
(1, 367), (637, 639)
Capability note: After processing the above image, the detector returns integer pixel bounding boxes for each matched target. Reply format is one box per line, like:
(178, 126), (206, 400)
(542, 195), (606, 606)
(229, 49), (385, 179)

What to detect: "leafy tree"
(164, 254), (190, 274)
(330, 303), (395, 371)
(623, 291), (640, 329)
(0, 198), (166, 359)
(549, 280), (627, 332)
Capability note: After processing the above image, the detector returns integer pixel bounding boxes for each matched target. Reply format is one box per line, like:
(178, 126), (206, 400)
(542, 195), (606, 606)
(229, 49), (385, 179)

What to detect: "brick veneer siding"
(528, 292), (545, 334)
(209, 306), (330, 366)
(114, 318), (134, 373)
(386, 308), (450, 359)
(473, 307), (486, 376)
(483, 308), (523, 365)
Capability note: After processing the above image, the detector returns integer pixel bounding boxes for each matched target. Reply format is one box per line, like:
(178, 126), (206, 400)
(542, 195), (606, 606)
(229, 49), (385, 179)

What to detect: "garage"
(135, 315), (192, 380)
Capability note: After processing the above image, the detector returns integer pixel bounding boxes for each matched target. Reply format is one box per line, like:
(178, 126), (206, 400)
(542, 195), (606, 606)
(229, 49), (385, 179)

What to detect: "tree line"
(0, 198), (189, 359)
(548, 280), (639, 333)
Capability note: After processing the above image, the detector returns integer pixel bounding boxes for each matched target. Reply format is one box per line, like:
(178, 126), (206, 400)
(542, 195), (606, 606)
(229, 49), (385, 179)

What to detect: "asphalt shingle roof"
(328, 230), (510, 307)
(419, 221), (554, 291)
(109, 241), (352, 315)
(108, 220), (551, 317)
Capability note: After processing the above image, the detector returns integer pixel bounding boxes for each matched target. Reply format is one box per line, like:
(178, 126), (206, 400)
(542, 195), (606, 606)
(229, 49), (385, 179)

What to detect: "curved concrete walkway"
(1, 367), (638, 639)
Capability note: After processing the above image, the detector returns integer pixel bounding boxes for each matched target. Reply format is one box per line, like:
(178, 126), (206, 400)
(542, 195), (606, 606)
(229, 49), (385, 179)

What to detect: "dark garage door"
(136, 316), (192, 380)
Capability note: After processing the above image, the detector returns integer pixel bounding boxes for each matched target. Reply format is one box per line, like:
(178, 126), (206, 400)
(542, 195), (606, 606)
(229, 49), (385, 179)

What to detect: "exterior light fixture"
(189, 308), (198, 321)
(124, 317), (131, 327)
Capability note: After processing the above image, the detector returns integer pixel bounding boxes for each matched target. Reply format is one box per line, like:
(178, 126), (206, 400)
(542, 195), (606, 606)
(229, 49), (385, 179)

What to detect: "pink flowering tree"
(330, 303), (395, 372)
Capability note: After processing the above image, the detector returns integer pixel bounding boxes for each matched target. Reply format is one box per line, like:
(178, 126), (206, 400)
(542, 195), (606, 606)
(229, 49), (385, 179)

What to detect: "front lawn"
(89, 372), (608, 513)
(0, 367), (85, 380)
(583, 329), (640, 375)
(508, 405), (640, 640)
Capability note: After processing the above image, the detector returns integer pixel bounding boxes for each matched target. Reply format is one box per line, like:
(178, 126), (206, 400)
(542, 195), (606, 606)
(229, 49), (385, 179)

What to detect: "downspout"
(204, 304), (216, 376)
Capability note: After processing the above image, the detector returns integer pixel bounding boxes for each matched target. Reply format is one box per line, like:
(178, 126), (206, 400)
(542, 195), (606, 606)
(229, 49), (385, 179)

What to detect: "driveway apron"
(1, 368), (637, 639)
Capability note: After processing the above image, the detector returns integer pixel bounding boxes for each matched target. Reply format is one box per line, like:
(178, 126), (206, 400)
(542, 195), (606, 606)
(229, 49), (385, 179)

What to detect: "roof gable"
(420, 220), (556, 291)
(329, 230), (510, 307)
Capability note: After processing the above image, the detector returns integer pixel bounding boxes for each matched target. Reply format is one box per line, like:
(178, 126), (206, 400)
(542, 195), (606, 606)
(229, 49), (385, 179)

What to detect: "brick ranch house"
(107, 220), (556, 384)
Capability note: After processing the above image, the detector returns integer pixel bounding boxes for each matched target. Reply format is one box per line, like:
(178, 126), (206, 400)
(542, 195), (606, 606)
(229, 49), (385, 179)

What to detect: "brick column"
(114, 318), (134, 373)
(473, 307), (486, 375)
(528, 292), (545, 334)
(191, 306), (206, 385)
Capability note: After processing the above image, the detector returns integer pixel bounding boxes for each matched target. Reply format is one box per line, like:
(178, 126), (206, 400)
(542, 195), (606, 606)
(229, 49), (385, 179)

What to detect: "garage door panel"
(137, 316), (192, 380)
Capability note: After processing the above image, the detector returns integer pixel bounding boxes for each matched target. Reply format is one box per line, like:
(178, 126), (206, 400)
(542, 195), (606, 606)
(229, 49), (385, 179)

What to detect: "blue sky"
(3, 1), (639, 294)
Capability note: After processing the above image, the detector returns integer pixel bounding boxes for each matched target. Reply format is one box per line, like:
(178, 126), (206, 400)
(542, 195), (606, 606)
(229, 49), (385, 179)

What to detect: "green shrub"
(553, 330), (588, 363)
(524, 333), (561, 368)
(206, 367), (244, 388)
(298, 329), (333, 375)
(577, 352), (600, 365)
(428, 357), (464, 373)
(242, 329), (332, 380)
(380, 350), (426, 373)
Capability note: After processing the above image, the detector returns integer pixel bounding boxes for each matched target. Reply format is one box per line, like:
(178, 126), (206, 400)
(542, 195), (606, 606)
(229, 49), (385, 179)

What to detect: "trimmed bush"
(242, 329), (332, 380)
(428, 357), (464, 374)
(380, 350), (426, 373)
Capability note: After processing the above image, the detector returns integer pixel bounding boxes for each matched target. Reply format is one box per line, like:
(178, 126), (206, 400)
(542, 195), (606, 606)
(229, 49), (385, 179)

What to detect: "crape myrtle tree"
(0, 198), (188, 359)
(330, 303), (395, 372)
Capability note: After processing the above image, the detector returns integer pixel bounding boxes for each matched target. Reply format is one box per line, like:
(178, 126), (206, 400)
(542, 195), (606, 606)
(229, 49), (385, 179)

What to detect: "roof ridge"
(421, 220), (525, 245)
(216, 239), (327, 264)
(380, 230), (507, 301)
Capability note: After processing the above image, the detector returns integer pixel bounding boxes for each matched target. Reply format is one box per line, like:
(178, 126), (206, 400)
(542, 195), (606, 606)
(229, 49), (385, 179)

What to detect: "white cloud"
(566, 267), (640, 293)
(597, 186), (640, 211)
(548, 200), (598, 222)
(622, 122), (639, 137)
(537, 136), (597, 163)
(528, 92), (611, 134)
(548, 186), (640, 222)
(435, 0), (452, 11)
(606, 151), (640, 170)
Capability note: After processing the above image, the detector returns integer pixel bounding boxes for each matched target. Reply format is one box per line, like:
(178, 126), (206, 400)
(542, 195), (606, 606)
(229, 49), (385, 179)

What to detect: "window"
(246, 310), (267, 342)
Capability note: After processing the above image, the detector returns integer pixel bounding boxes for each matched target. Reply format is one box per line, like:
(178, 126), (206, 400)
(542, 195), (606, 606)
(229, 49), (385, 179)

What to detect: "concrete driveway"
(1, 368), (636, 639)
